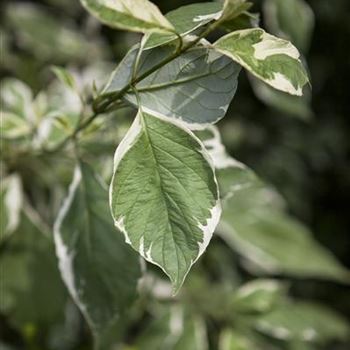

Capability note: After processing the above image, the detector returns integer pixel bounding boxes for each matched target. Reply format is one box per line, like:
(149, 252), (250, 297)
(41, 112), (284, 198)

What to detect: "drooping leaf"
(218, 181), (350, 282)
(104, 45), (240, 128)
(110, 109), (221, 293)
(214, 28), (309, 95)
(263, 0), (314, 53)
(144, 2), (222, 49)
(0, 112), (32, 140)
(133, 307), (208, 350)
(0, 174), (23, 240)
(197, 125), (259, 199)
(255, 301), (350, 343)
(54, 162), (141, 348)
(80, 0), (174, 34)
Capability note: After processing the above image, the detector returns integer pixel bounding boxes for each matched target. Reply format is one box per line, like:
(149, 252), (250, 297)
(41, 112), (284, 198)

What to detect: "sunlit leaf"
(81, 0), (174, 34)
(54, 162), (141, 348)
(214, 28), (309, 95)
(110, 109), (220, 293)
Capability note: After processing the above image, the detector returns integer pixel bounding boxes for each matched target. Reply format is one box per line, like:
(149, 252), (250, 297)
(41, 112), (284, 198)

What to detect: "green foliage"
(1, 0), (349, 349)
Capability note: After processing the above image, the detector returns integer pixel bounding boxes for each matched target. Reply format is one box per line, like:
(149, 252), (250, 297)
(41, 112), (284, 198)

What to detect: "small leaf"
(134, 307), (208, 350)
(263, 0), (315, 53)
(0, 78), (33, 119)
(80, 0), (174, 34)
(0, 112), (32, 139)
(51, 66), (77, 91)
(104, 45), (241, 128)
(231, 279), (287, 314)
(221, 0), (252, 22)
(54, 162), (141, 347)
(144, 2), (222, 49)
(214, 28), (309, 95)
(110, 109), (221, 293)
(255, 302), (350, 343)
(0, 174), (23, 240)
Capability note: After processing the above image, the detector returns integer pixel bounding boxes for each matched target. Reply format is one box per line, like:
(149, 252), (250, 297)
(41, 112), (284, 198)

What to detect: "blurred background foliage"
(1, 0), (349, 349)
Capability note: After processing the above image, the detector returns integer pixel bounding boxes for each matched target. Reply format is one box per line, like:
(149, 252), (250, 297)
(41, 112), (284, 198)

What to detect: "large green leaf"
(144, 2), (222, 49)
(104, 46), (240, 128)
(214, 28), (309, 95)
(263, 0), (314, 53)
(80, 0), (174, 34)
(110, 110), (221, 293)
(255, 302), (350, 343)
(54, 162), (141, 348)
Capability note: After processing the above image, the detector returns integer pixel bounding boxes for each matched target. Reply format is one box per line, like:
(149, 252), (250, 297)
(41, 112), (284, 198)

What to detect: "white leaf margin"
(109, 109), (222, 292)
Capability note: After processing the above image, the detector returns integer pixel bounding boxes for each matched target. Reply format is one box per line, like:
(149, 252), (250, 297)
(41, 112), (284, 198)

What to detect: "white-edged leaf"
(218, 181), (350, 283)
(263, 0), (314, 53)
(255, 301), (350, 343)
(104, 45), (241, 128)
(0, 174), (23, 240)
(110, 109), (221, 293)
(80, 0), (174, 34)
(54, 162), (141, 347)
(197, 125), (259, 199)
(144, 2), (223, 49)
(0, 112), (32, 139)
(214, 28), (309, 95)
